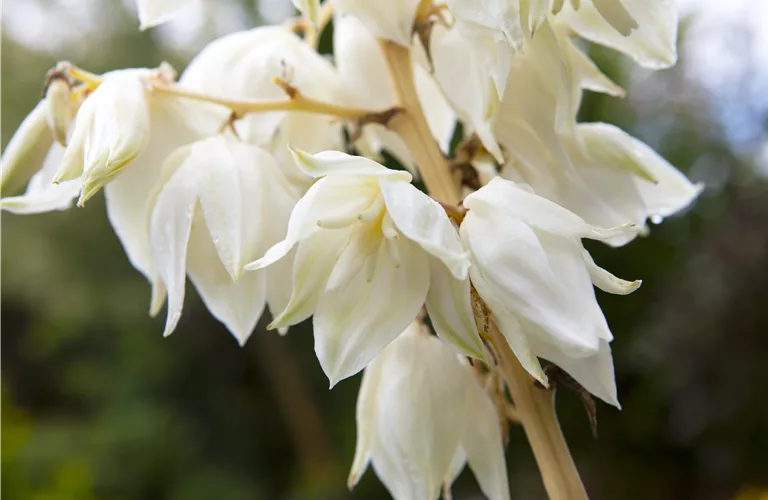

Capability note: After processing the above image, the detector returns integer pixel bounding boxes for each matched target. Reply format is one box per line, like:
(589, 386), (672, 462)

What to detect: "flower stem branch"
(377, 40), (461, 205)
(150, 77), (383, 120)
(485, 316), (589, 500)
(304, 2), (334, 49)
(379, 38), (588, 500)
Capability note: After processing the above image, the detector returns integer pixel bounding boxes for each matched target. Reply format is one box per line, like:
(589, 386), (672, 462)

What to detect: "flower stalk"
(150, 76), (384, 120)
(379, 36), (588, 500)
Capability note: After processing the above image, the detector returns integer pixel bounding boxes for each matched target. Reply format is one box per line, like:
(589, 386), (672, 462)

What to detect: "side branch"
(149, 77), (385, 120)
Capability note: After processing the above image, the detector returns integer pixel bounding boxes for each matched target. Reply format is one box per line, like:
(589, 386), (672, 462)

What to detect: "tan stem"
(487, 320), (588, 500)
(151, 79), (382, 120)
(377, 40), (461, 205)
(379, 37), (588, 500)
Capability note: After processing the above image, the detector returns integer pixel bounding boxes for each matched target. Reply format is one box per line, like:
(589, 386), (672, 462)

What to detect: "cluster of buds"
(1, 0), (701, 498)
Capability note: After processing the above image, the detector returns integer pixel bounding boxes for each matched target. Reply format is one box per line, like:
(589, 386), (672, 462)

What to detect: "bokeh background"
(2, 1), (768, 499)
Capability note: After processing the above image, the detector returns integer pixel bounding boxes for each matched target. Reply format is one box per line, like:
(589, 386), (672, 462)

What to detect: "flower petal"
(348, 354), (388, 489)
(313, 238), (429, 385)
(137, 0), (197, 29)
(379, 177), (469, 279)
(270, 226), (352, 329)
(425, 258), (485, 360)
(464, 177), (636, 242)
(291, 149), (411, 181)
(186, 217), (268, 346)
(582, 248), (641, 295)
(462, 207), (601, 356)
(1, 145), (80, 214)
(463, 369), (511, 500)
(556, 0), (678, 69)
(1, 99), (54, 195)
(148, 160), (198, 337)
(532, 337), (620, 407)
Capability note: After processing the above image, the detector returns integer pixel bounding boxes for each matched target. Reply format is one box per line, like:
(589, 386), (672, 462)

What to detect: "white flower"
(333, 14), (456, 174)
(495, 20), (699, 244)
(148, 135), (297, 345)
(333, 0), (421, 46)
(0, 99), (54, 195)
(349, 321), (509, 500)
(552, 0), (678, 69)
(246, 150), (484, 384)
(180, 26), (345, 188)
(461, 177), (642, 405)
(52, 70), (151, 206)
(136, 0), (197, 30)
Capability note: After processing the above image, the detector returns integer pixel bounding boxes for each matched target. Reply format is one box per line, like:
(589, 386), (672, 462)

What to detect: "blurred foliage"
(2, 4), (768, 499)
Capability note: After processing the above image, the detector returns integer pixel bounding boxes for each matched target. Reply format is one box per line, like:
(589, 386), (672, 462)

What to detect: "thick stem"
(487, 321), (589, 500)
(378, 40), (461, 205)
(379, 37), (588, 500)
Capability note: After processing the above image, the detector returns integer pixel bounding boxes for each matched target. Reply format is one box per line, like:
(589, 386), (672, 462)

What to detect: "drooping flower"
(179, 26), (346, 189)
(246, 150), (484, 385)
(493, 19), (699, 245)
(52, 69), (152, 205)
(148, 134), (298, 344)
(349, 321), (509, 500)
(461, 177), (642, 405)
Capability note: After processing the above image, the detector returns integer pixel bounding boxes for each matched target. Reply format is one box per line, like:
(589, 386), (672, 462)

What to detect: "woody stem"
(379, 38), (588, 500)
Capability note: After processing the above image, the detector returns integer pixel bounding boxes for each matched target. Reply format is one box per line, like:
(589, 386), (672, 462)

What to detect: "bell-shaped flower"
(494, 19), (698, 245)
(461, 177), (642, 405)
(136, 0), (197, 29)
(148, 135), (298, 345)
(179, 26), (345, 188)
(552, 0), (678, 69)
(349, 321), (509, 500)
(333, 0), (420, 46)
(1, 99), (55, 196)
(333, 14), (455, 174)
(246, 150), (484, 385)
(52, 69), (151, 206)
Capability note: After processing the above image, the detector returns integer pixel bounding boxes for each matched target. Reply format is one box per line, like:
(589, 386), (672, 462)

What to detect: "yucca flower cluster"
(1, 0), (700, 498)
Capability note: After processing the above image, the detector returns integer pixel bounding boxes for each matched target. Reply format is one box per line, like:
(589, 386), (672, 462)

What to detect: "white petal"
(464, 177), (636, 242)
(1, 145), (80, 214)
(137, 0), (196, 29)
(371, 326), (471, 499)
(582, 248), (641, 295)
(431, 23), (503, 162)
(291, 149), (411, 181)
(313, 238), (429, 385)
(348, 355), (388, 489)
(186, 217), (268, 346)
(333, 0), (420, 46)
(463, 369), (511, 500)
(149, 159), (198, 337)
(414, 65), (457, 154)
(425, 258), (485, 359)
(292, 0), (321, 26)
(270, 226), (352, 328)
(1, 99), (54, 195)
(379, 177), (469, 279)
(245, 174), (376, 271)
(105, 94), (207, 285)
(461, 208), (601, 356)
(556, 0), (678, 69)
(531, 337), (620, 407)
(562, 35), (625, 98)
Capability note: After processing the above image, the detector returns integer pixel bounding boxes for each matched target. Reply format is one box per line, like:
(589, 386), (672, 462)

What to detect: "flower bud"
(349, 321), (509, 500)
(44, 78), (75, 147)
(53, 70), (151, 206)
(1, 99), (54, 196)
